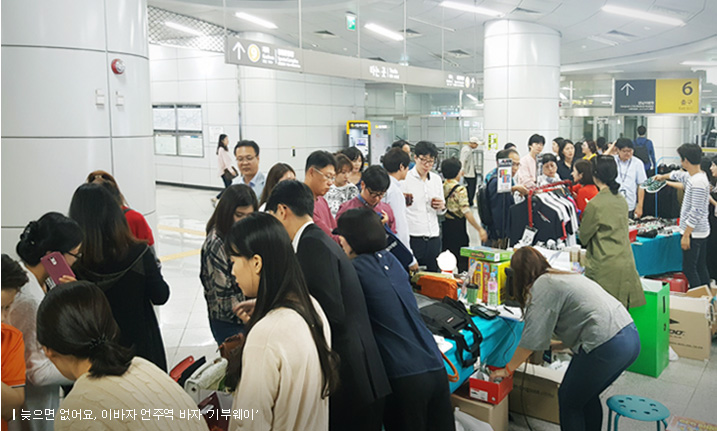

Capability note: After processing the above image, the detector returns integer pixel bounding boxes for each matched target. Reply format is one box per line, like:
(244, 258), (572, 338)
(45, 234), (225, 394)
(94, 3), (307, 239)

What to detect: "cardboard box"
(509, 362), (566, 424)
(669, 287), (715, 360)
(628, 279), (670, 377)
(451, 384), (509, 431)
(461, 246), (513, 263)
(684, 286), (717, 336)
(468, 368), (513, 405)
(666, 416), (717, 430)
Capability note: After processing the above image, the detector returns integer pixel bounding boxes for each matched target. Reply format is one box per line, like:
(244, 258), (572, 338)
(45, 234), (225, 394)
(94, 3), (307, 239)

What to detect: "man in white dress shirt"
(401, 141), (446, 272)
(382, 148), (419, 272)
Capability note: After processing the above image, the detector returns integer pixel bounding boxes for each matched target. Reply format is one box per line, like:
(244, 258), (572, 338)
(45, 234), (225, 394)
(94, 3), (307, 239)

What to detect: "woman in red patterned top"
(86, 170), (154, 246)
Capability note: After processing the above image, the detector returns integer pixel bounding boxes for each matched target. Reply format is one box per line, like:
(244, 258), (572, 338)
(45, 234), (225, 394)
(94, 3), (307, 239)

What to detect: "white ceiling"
(148, 0), (717, 96)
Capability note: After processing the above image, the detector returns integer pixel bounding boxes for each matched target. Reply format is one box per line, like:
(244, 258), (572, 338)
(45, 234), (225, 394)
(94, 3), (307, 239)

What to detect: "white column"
(646, 116), (687, 165)
(1, 0), (154, 254)
(483, 20), (561, 172)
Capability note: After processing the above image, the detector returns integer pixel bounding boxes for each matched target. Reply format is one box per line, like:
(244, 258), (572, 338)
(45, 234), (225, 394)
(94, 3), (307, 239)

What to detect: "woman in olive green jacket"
(579, 156), (646, 309)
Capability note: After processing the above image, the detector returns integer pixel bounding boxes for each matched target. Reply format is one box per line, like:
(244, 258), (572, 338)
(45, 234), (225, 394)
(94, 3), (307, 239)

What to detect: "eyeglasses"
(366, 188), (386, 199)
(416, 156), (436, 166)
(313, 168), (336, 183)
(66, 251), (82, 259)
(236, 155), (256, 163)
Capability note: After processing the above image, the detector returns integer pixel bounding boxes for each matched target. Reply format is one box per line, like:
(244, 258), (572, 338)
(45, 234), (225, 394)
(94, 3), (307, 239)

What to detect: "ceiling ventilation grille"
(512, 7), (540, 14)
(445, 49), (471, 59)
(148, 6), (238, 53)
(397, 28), (422, 38)
(314, 30), (338, 39)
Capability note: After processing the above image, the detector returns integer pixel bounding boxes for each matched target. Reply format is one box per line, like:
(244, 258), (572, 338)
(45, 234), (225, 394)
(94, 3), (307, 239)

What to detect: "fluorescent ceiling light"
(364, 23), (403, 41)
(235, 12), (278, 29)
(559, 93), (568, 100)
(466, 94), (478, 102)
(601, 5), (685, 26)
(588, 36), (619, 47)
(164, 21), (203, 36)
(681, 60), (717, 67)
(440, 1), (503, 17)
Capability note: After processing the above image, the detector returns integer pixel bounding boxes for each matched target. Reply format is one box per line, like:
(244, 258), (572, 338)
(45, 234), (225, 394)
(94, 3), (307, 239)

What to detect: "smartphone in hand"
(40, 252), (75, 286)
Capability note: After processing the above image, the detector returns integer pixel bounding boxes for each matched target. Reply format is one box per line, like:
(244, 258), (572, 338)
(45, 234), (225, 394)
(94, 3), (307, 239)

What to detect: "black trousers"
(442, 217), (469, 272)
(383, 369), (455, 431)
(465, 176), (477, 207)
(217, 175), (233, 199)
(410, 236), (441, 272)
(683, 237), (710, 288)
(330, 393), (385, 431)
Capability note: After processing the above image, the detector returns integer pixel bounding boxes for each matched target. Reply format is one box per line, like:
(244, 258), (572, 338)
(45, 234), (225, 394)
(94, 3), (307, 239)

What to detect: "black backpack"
(633, 139), (651, 166)
(420, 297), (483, 368)
(477, 182), (493, 228)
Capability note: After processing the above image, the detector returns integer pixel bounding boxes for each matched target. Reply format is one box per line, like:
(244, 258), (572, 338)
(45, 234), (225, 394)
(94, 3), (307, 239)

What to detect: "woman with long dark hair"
(215, 134), (239, 203)
(69, 183), (170, 371)
(571, 159), (598, 214)
(9, 212), (83, 431)
(201, 184), (258, 344)
(37, 281), (205, 431)
(224, 212), (339, 431)
(579, 156), (645, 308)
(556, 139), (576, 180)
(490, 247), (639, 431)
(258, 163), (295, 209)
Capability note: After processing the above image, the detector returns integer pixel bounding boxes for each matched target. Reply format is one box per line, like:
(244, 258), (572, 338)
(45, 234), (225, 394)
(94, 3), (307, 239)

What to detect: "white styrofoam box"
(151, 81), (180, 103)
(2, 47), (110, 138)
(177, 80), (207, 103)
(149, 44), (178, 60)
(507, 33), (560, 67)
(305, 105), (333, 127)
(331, 85), (356, 106)
(482, 67), (510, 101)
(241, 78), (278, 103)
(277, 126), (308, 149)
(305, 83), (332, 106)
(507, 66), (560, 99)
(110, 55), (152, 137)
(241, 125), (279, 149)
(150, 58), (179, 82)
(105, 0), (148, 57)
(507, 99), (559, 132)
(277, 104), (307, 127)
(1, 0), (105, 50)
(111, 137), (156, 214)
(1, 138), (112, 226)
(182, 166), (213, 187)
(155, 164), (183, 183)
(275, 80), (306, 105)
(207, 102), (240, 126)
(241, 102), (277, 127)
(206, 79), (238, 103)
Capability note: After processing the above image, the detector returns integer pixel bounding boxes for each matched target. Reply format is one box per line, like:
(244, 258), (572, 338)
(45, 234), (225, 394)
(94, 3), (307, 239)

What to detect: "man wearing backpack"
(633, 125), (656, 175)
(483, 149), (529, 247)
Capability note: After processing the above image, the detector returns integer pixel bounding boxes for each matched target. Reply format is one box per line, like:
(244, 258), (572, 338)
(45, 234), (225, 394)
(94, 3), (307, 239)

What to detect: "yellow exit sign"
(656, 79), (699, 114)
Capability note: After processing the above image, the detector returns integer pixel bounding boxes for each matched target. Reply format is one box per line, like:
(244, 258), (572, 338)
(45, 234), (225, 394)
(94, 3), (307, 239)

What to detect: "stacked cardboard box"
(460, 246), (513, 304)
(509, 362), (567, 424)
(669, 286), (716, 360)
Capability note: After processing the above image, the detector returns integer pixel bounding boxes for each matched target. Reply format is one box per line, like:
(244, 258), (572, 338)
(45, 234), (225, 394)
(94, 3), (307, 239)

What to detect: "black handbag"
(420, 297), (482, 368)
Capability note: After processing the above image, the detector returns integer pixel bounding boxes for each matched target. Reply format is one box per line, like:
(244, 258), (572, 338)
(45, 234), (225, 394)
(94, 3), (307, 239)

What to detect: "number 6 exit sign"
(614, 79), (700, 114)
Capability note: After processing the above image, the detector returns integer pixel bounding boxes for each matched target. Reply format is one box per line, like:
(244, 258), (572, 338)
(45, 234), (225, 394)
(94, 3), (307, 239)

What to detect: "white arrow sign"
(621, 82), (635, 96)
(232, 41), (245, 61)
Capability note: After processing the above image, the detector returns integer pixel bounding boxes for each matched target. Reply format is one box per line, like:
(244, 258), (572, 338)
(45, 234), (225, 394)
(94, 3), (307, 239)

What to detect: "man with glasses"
(336, 165), (397, 234)
(304, 150), (340, 242)
(605, 138), (646, 219)
(486, 149), (529, 247)
(232, 140), (266, 198)
(401, 141), (445, 272)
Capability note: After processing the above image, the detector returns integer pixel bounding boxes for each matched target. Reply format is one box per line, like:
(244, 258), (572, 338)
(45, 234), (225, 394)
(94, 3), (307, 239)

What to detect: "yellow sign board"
(488, 133), (498, 150)
(655, 79), (699, 114)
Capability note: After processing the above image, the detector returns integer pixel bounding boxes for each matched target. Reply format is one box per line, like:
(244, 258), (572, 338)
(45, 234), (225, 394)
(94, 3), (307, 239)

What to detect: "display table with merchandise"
(445, 314), (524, 393)
(631, 232), (682, 277)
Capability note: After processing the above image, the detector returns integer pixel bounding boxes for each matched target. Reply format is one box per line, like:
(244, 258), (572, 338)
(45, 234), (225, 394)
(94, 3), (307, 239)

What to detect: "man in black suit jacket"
(267, 180), (391, 431)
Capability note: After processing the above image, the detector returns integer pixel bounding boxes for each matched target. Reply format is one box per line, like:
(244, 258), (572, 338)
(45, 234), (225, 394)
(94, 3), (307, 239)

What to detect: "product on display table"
(627, 279), (670, 378)
(630, 218), (683, 277)
(460, 246), (514, 263)
(412, 272), (459, 300)
(640, 177), (668, 193)
(461, 246), (512, 305)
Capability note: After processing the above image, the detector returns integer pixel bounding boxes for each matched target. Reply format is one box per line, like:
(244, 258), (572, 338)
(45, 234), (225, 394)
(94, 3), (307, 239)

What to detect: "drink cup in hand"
(404, 193), (414, 206)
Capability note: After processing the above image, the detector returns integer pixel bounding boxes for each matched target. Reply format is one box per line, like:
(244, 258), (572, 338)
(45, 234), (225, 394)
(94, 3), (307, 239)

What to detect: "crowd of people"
(1, 129), (715, 431)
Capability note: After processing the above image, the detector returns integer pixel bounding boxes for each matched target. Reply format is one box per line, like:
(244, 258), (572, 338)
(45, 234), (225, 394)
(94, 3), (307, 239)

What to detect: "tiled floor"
(153, 184), (717, 430)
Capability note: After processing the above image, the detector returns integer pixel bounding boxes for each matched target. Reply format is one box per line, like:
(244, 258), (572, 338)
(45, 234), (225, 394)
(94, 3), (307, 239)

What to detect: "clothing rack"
(653, 156), (681, 218)
(527, 180), (573, 228)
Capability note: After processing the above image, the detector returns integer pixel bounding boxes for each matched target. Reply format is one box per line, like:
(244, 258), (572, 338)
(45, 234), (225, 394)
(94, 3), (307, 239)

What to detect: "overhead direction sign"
(614, 78), (700, 114)
(226, 36), (303, 71)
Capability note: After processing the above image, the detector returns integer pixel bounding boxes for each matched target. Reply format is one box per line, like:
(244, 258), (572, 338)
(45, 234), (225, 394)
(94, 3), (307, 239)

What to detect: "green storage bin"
(627, 279), (670, 378)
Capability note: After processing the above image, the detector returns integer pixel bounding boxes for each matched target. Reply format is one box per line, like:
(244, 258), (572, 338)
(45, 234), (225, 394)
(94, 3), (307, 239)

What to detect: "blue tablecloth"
(445, 315), (524, 393)
(631, 232), (682, 277)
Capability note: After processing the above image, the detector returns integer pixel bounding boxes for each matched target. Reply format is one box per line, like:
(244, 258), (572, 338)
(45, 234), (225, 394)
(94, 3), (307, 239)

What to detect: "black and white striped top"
(670, 170), (711, 239)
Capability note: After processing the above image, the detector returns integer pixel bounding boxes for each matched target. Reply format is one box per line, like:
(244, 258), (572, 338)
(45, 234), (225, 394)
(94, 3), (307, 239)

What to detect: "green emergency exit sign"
(346, 15), (356, 31)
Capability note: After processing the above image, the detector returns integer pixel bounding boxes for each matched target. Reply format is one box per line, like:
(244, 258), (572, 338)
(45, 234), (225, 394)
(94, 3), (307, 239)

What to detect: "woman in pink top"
(216, 134), (239, 202)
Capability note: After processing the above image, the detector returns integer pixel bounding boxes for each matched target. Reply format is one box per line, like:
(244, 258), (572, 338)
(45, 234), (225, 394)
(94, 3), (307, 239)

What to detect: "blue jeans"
(209, 319), (245, 345)
(558, 323), (640, 431)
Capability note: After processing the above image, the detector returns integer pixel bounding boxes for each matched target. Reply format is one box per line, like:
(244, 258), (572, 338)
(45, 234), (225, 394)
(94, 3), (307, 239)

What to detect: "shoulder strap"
(446, 184), (461, 201)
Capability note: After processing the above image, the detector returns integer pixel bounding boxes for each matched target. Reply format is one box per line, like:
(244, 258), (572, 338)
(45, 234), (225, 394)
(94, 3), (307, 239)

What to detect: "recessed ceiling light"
(440, 1), (503, 17)
(588, 36), (619, 47)
(364, 23), (404, 41)
(164, 21), (203, 36)
(235, 12), (278, 29)
(601, 5), (685, 26)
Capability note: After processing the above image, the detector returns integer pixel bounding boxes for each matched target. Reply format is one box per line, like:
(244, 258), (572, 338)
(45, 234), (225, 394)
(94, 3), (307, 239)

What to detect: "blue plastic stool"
(607, 395), (670, 431)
